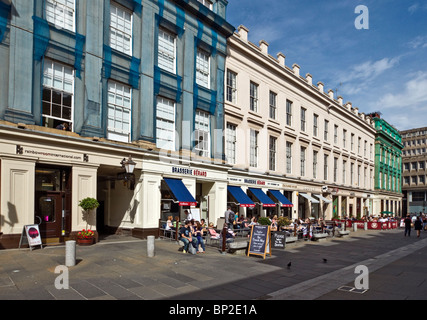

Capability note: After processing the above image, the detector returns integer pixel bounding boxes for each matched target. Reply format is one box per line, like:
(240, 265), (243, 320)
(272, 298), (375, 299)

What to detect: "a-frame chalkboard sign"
(247, 225), (271, 259)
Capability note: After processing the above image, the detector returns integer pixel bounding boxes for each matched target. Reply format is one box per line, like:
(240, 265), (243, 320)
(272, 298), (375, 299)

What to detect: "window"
(364, 167), (367, 188)
(286, 142), (292, 174)
(197, 0), (213, 9)
(350, 163), (354, 185)
(412, 176), (417, 185)
(313, 114), (318, 137)
(110, 3), (133, 55)
(324, 154), (329, 180)
(156, 96), (175, 151)
(107, 81), (131, 142)
(358, 165), (361, 186)
(196, 48), (210, 88)
(343, 160), (347, 184)
(250, 129), (259, 167)
(334, 125), (338, 144)
(420, 176), (425, 184)
(333, 158), (338, 183)
(300, 147), (306, 176)
(351, 133), (354, 151)
(404, 177), (410, 185)
(324, 120), (329, 141)
(226, 123), (236, 164)
(404, 163), (410, 171)
(269, 91), (277, 120)
(269, 136), (277, 171)
(420, 161), (425, 170)
(158, 28), (176, 73)
(343, 130), (347, 148)
(412, 162), (418, 170)
(300, 108), (306, 132)
(194, 110), (210, 157)
(250, 82), (258, 112)
(226, 70), (237, 103)
(370, 144), (373, 160)
(42, 59), (74, 130)
(370, 169), (373, 189)
(286, 100), (292, 126)
(358, 137), (361, 154)
(364, 140), (367, 157)
(46, 0), (75, 31)
(313, 151), (318, 179)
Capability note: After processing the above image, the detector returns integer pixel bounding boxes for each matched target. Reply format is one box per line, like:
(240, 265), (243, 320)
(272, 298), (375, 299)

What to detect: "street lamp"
(118, 156), (136, 190)
(121, 155), (136, 174)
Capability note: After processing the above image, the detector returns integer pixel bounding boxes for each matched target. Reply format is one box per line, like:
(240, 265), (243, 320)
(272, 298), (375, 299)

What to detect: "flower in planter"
(77, 229), (94, 239)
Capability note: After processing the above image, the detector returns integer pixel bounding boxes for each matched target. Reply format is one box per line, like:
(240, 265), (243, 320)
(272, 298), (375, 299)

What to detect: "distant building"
(400, 127), (427, 215)
(367, 113), (403, 216)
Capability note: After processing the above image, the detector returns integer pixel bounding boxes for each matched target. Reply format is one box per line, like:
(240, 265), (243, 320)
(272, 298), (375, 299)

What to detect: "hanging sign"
(19, 225), (43, 250)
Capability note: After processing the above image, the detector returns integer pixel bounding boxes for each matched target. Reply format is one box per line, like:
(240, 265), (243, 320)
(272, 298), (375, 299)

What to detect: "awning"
(248, 188), (276, 207)
(299, 193), (320, 203)
(227, 186), (255, 207)
(163, 178), (197, 206)
(268, 190), (294, 207)
(313, 194), (332, 204)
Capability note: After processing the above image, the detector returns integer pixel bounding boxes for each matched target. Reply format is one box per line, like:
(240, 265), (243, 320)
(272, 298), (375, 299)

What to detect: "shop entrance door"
(35, 167), (71, 241)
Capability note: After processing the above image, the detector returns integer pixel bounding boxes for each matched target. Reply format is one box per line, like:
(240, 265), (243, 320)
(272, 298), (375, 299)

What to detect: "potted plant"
(257, 217), (272, 226)
(77, 197), (99, 245)
(277, 216), (291, 229)
(77, 229), (95, 246)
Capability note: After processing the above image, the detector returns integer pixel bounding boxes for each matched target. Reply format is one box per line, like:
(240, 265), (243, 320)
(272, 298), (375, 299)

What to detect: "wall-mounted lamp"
(118, 156), (136, 190)
(121, 155), (136, 174)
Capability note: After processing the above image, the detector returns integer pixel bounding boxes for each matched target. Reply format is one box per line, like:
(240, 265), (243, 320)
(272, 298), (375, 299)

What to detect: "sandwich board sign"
(247, 225), (271, 259)
(19, 225), (43, 250)
(272, 231), (286, 249)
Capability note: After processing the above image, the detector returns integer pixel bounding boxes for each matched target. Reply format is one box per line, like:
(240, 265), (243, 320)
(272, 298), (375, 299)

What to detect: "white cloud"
(345, 57), (400, 82)
(377, 71), (427, 109)
(408, 3), (420, 14)
(408, 35), (427, 49)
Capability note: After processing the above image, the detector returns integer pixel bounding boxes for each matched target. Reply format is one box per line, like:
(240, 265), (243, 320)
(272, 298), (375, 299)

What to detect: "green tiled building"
(369, 113), (403, 216)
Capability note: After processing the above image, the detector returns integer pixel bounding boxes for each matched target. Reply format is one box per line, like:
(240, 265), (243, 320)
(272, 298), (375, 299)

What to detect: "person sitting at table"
(194, 221), (206, 253)
(178, 220), (198, 254)
(270, 215), (278, 232)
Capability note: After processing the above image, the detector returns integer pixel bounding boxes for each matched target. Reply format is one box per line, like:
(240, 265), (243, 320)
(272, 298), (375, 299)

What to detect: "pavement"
(0, 228), (427, 305)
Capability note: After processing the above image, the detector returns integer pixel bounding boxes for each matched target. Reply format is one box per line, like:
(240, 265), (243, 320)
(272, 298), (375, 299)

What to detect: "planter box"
(312, 233), (328, 241)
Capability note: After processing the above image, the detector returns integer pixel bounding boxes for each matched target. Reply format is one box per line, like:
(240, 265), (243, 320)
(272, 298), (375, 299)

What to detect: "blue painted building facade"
(0, 0), (234, 248)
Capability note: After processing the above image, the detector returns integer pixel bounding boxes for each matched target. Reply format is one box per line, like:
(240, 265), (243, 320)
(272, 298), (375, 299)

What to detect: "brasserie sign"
(172, 166), (207, 177)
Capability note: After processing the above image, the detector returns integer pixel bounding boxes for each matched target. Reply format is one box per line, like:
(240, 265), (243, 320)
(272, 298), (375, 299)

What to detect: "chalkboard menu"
(272, 231), (286, 249)
(247, 225), (271, 259)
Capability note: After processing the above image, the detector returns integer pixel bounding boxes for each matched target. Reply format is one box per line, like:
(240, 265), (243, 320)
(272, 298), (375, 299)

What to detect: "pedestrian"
(414, 216), (423, 238)
(224, 206), (235, 229)
(404, 214), (412, 237)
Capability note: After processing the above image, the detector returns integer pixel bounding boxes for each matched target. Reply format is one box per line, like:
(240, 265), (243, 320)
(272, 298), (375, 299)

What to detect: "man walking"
(404, 214), (412, 237)
(224, 206), (235, 229)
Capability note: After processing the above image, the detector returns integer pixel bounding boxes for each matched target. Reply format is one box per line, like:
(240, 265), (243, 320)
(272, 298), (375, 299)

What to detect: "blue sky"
(226, 0), (427, 131)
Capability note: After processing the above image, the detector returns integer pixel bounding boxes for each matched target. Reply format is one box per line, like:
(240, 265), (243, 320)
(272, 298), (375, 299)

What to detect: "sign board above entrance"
(172, 167), (207, 177)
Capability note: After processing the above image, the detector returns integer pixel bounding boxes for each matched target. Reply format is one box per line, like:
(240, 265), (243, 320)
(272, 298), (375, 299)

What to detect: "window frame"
(110, 2), (133, 56)
(157, 27), (177, 74)
(42, 59), (75, 130)
(107, 80), (132, 142)
(156, 96), (176, 151)
(196, 47), (210, 89)
(45, 0), (76, 32)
